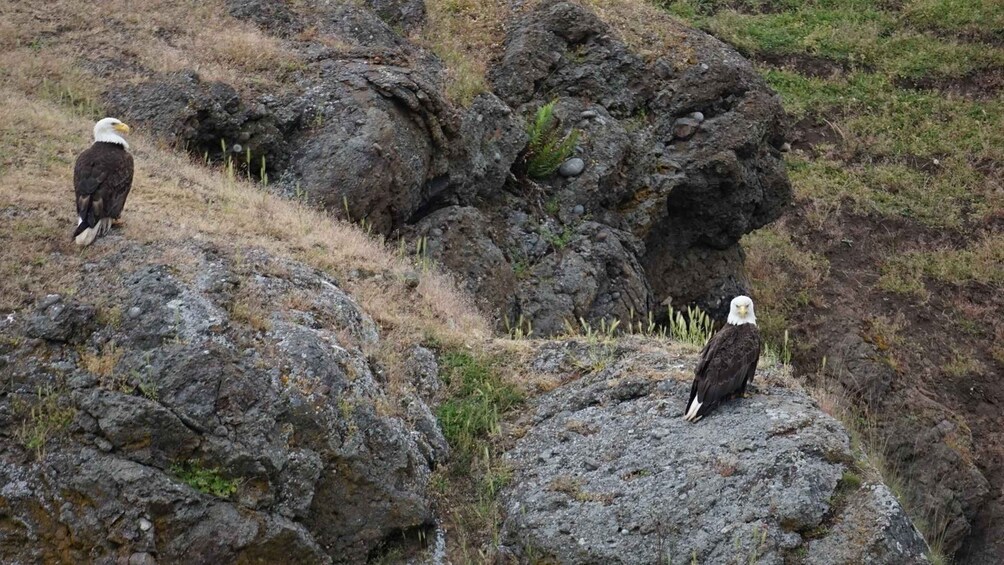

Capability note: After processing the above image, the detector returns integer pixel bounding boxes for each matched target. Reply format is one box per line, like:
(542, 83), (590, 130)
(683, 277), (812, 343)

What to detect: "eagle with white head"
(73, 117), (134, 246)
(683, 295), (763, 422)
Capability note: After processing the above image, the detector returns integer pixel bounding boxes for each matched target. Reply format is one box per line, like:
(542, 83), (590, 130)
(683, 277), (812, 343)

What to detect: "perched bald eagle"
(73, 117), (134, 246)
(683, 295), (763, 422)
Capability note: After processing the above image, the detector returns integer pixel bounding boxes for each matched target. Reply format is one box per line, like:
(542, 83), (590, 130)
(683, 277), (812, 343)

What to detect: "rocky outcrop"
(821, 332), (991, 555)
(499, 340), (930, 564)
(104, 70), (302, 173)
(99, 0), (790, 335)
(0, 241), (443, 564)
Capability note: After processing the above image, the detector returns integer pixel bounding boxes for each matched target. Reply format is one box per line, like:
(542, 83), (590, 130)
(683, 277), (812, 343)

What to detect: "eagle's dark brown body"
(73, 141), (134, 243)
(684, 322), (763, 421)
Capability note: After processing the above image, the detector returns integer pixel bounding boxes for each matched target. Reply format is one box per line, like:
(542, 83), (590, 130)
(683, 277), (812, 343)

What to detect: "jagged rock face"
(822, 333), (991, 556)
(104, 70), (302, 173)
(0, 242), (443, 564)
(102, 0), (790, 333)
(488, 1), (791, 321)
(500, 340), (930, 564)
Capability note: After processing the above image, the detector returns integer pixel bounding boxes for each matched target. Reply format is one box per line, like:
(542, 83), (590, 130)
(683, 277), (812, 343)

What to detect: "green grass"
(664, 0), (1004, 78)
(170, 462), (241, 498)
(667, 305), (715, 349)
(433, 349), (524, 561)
(436, 350), (523, 470)
(12, 385), (76, 458)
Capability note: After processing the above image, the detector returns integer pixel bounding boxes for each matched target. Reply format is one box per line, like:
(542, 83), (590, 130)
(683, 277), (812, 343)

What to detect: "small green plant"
(170, 461), (241, 498)
(504, 314), (534, 340)
(540, 224), (575, 250)
(13, 385), (76, 458)
(668, 305), (715, 349)
(436, 350), (523, 472)
(525, 100), (580, 178)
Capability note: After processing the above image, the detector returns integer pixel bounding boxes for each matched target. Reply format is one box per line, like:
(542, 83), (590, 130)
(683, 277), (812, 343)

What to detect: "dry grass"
(0, 0), (302, 99)
(0, 88), (489, 369)
(421, 0), (509, 105)
(742, 223), (829, 341)
(80, 341), (124, 380)
(421, 0), (695, 105)
(573, 0), (691, 62)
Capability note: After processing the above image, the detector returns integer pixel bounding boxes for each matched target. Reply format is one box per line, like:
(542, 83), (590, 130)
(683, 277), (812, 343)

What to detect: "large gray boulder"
(499, 340), (930, 564)
(0, 242), (443, 564)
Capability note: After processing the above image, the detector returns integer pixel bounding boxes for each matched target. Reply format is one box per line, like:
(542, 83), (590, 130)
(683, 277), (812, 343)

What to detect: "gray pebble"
(580, 110), (598, 119)
(688, 111), (705, 122)
(95, 437), (113, 452)
(672, 117), (701, 140)
(559, 158), (585, 177)
(573, 204), (585, 216)
(127, 306), (143, 319)
(41, 294), (62, 308)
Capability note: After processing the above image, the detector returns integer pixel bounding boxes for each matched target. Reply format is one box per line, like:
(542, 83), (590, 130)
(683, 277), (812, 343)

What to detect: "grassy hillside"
(659, 0), (1003, 560)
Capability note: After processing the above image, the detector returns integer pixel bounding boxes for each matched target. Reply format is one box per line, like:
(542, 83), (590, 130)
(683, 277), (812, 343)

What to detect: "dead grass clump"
(422, 0), (509, 105)
(80, 341), (123, 379)
(575, 0), (691, 62)
(190, 27), (302, 75)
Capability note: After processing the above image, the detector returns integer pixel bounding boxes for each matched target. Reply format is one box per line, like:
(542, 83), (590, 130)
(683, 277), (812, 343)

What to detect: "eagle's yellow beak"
(113, 122), (131, 134)
(738, 305), (748, 317)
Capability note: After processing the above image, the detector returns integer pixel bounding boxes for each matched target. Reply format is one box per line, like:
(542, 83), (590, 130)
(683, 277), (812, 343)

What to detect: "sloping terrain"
(0, 0), (979, 563)
(661, 0), (1003, 562)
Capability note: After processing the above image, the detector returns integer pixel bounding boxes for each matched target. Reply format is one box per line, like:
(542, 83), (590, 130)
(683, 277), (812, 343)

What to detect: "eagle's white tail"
(75, 226), (99, 246)
(683, 397), (703, 422)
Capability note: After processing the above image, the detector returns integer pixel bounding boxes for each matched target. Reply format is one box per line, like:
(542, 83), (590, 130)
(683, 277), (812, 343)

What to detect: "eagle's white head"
(727, 295), (756, 326)
(93, 117), (130, 149)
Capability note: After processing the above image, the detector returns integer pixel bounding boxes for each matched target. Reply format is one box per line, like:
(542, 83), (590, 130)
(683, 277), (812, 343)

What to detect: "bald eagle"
(73, 118), (134, 246)
(683, 295), (763, 422)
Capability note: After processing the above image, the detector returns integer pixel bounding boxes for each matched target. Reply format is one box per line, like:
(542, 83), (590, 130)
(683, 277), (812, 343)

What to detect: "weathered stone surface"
(500, 340), (931, 565)
(515, 222), (655, 337)
(103, 70), (300, 173)
(407, 206), (518, 320)
(26, 295), (96, 344)
(364, 0), (427, 31)
(0, 242), (441, 564)
(104, 0), (791, 336)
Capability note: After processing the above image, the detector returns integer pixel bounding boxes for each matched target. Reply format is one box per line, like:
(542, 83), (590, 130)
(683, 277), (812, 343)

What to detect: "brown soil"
(756, 52), (856, 78)
(776, 204), (1004, 563)
(788, 116), (844, 154)
(894, 67), (1004, 101)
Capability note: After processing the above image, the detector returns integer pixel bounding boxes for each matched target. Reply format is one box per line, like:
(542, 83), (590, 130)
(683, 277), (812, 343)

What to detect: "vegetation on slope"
(660, 0), (1002, 560)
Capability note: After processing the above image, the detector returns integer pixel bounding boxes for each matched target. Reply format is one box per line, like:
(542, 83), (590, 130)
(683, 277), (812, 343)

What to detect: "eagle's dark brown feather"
(73, 141), (133, 240)
(685, 323), (762, 420)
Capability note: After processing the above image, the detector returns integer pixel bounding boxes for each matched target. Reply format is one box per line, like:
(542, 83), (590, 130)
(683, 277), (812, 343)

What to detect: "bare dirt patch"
(776, 204), (1004, 561)
(757, 52), (855, 78)
(894, 67), (1004, 100)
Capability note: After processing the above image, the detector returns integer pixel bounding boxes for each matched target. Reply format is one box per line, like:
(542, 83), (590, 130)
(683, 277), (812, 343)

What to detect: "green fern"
(526, 101), (580, 179)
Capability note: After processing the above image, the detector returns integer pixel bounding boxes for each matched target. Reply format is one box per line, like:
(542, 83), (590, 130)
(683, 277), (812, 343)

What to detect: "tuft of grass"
(436, 350), (523, 471)
(422, 0), (507, 106)
(667, 305), (715, 349)
(433, 348), (524, 562)
(13, 385), (76, 458)
(525, 101), (580, 179)
(170, 461), (241, 499)
(880, 236), (1004, 296)
(79, 341), (124, 381)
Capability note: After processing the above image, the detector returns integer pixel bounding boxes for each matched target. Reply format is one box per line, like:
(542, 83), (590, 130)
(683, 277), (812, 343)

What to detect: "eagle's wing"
(105, 151), (134, 219)
(685, 325), (762, 420)
(699, 327), (760, 403)
(74, 150), (109, 234)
